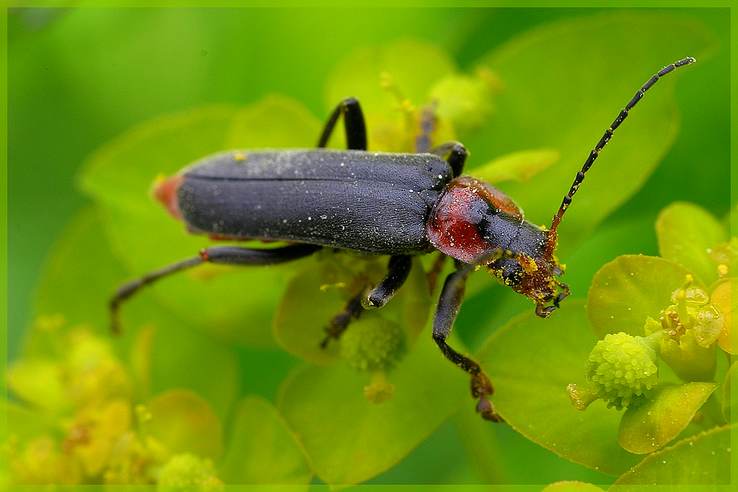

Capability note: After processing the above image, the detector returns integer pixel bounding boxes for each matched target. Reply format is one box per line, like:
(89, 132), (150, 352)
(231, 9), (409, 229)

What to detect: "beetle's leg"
(110, 244), (321, 334)
(317, 97), (367, 150)
(430, 142), (468, 177)
(320, 255), (412, 347)
(415, 103), (438, 153)
(362, 255), (412, 309)
(426, 253), (448, 293)
(433, 262), (502, 422)
(321, 291), (364, 348)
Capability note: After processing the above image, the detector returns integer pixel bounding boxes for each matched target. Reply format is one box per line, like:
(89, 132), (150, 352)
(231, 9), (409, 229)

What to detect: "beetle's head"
(484, 244), (569, 318)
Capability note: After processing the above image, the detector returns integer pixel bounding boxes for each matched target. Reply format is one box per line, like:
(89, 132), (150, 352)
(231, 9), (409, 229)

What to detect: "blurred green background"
(7, 6), (730, 486)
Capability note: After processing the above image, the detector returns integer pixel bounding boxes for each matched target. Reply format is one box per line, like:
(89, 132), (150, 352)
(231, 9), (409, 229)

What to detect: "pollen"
(319, 281), (346, 292)
(233, 151), (247, 162)
(518, 254), (539, 274)
(717, 264), (728, 277)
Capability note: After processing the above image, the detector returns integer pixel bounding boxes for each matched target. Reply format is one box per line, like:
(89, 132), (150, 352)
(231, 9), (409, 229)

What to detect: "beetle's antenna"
(548, 56), (696, 242)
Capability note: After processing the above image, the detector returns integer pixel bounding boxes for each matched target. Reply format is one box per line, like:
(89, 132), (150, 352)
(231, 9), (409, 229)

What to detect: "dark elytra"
(178, 150), (453, 254)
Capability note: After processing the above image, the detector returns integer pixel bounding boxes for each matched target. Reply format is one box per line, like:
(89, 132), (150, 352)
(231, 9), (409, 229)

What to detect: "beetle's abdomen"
(171, 150), (453, 255)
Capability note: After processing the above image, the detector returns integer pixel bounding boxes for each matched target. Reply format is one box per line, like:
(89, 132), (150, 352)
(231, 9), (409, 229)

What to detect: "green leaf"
(129, 325), (154, 398)
(613, 424), (735, 486)
(478, 301), (640, 475)
(1, 401), (53, 441)
(28, 208), (241, 420)
(618, 382), (716, 454)
(471, 13), (714, 251)
(473, 148), (559, 185)
(276, 333), (467, 485)
(220, 396), (311, 485)
(79, 99), (322, 347)
(5, 360), (66, 412)
(225, 94), (322, 148)
(325, 40), (456, 151)
(710, 278), (738, 354)
(542, 481), (604, 492)
(273, 258), (349, 365)
(147, 325), (241, 422)
(721, 362), (736, 423)
(656, 202), (726, 285)
(429, 70), (500, 133)
(399, 258), (434, 341)
(32, 208), (129, 338)
(587, 255), (697, 338)
(145, 389), (223, 460)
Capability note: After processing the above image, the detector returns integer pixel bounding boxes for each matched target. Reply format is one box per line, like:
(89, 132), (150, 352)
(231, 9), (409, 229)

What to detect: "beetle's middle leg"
(433, 262), (502, 422)
(320, 255), (412, 347)
(110, 244), (321, 334)
(426, 253), (448, 293)
(317, 97), (367, 150)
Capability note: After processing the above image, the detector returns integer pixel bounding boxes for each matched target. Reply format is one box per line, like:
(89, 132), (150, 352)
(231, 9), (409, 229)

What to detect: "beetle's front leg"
(320, 255), (412, 347)
(433, 262), (502, 422)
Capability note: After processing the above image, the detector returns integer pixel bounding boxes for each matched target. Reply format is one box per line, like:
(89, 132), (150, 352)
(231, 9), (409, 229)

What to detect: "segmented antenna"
(548, 56), (696, 236)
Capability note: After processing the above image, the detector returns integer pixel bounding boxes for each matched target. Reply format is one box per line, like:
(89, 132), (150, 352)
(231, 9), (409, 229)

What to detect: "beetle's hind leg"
(430, 142), (468, 177)
(320, 255), (412, 348)
(110, 244), (321, 334)
(433, 262), (502, 422)
(317, 98), (367, 150)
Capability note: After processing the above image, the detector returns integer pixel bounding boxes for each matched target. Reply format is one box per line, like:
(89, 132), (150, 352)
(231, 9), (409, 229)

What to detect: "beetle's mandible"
(110, 57), (696, 421)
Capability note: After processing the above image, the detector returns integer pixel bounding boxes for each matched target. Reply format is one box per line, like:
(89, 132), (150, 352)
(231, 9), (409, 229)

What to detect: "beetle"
(110, 57), (695, 421)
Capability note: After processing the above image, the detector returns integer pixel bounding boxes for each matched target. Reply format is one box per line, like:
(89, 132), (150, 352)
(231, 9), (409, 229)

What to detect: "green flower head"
(340, 317), (405, 372)
(157, 454), (222, 492)
(569, 332), (660, 411)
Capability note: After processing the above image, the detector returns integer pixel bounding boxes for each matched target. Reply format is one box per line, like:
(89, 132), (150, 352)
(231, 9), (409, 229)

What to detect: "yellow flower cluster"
(4, 321), (222, 490)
